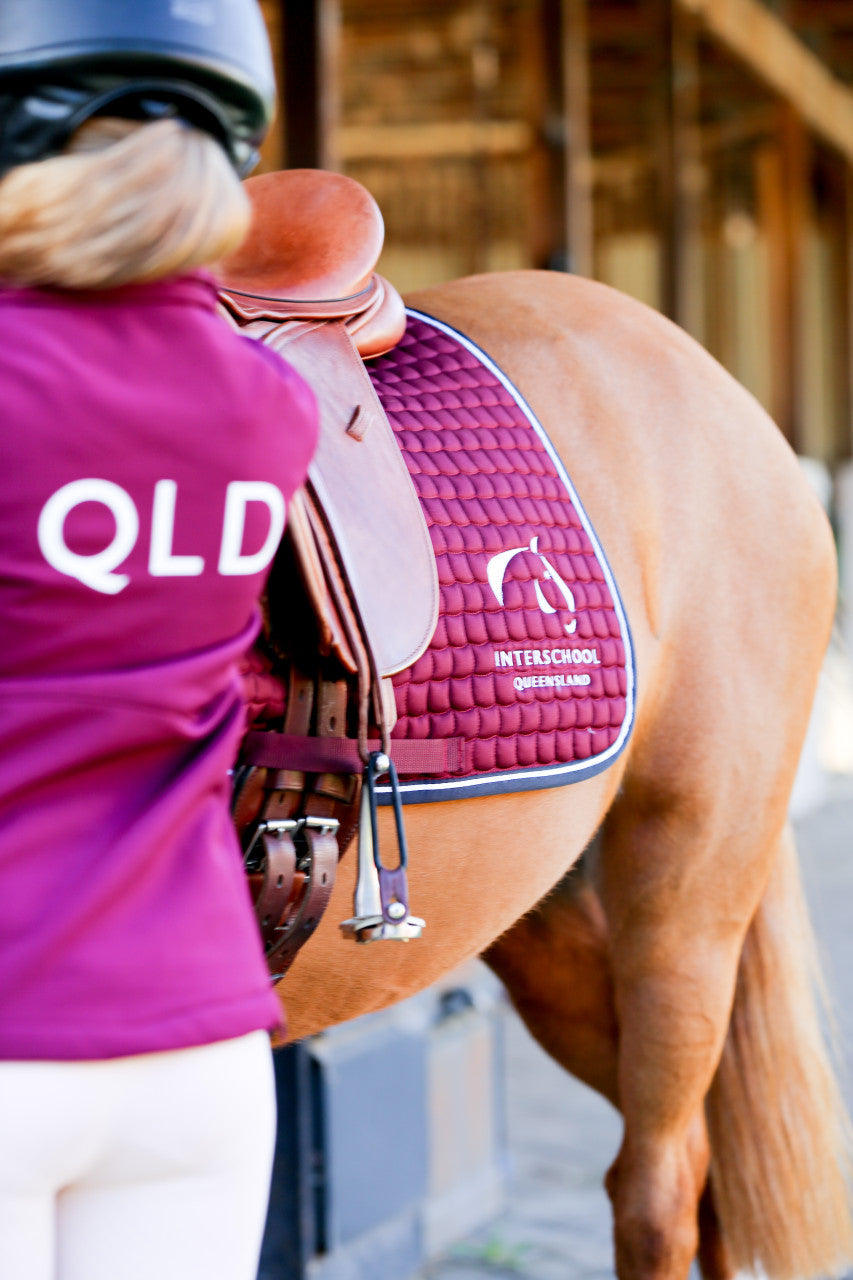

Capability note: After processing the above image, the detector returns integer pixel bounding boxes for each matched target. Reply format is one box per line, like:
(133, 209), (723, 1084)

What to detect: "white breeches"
(0, 1030), (276, 1280)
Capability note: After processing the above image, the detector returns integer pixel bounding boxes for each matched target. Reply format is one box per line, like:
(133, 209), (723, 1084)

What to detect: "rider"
(0, 4), (316, 1278)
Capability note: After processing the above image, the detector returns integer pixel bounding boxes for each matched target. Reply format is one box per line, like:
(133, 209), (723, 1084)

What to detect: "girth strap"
(241, 730), (466, 776)
(267, 825), (338, 978)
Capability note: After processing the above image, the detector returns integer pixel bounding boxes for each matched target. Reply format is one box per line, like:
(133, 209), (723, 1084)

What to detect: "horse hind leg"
(483, 851), (619, 1105)
(588, 769), (783, 1280)
(597, 752), (853, 1280)
(483, 853), (736, 1280)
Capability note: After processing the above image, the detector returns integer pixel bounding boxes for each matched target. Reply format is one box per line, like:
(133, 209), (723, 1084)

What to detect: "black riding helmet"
(0, 0), (275, 177)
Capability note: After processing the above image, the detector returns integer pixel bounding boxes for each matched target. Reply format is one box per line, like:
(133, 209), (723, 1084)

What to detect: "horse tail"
(705, 824), (853, 1280)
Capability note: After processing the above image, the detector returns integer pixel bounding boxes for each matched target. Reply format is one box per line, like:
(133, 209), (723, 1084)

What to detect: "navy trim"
(375, 308), (636, 806)
(379, 749), (625, 806)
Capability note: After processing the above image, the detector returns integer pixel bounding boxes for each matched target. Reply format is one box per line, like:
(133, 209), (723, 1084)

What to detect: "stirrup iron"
(340, 751), (425, 942)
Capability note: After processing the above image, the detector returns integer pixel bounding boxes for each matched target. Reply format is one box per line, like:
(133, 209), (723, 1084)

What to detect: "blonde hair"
(0, 117), (251, 289)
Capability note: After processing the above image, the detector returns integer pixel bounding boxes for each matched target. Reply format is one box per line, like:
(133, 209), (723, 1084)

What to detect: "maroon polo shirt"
(0, 273), (316, 1059)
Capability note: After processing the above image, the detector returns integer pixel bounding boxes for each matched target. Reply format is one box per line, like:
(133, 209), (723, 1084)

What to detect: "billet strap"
(241, 730), (467, 776)
(240, 666), (349, 980)
(250, 828), (297, 952)
(266, 827), (339, 979)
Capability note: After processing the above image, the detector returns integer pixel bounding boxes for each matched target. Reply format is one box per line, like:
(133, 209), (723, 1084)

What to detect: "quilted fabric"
(368, 310), (635, 803)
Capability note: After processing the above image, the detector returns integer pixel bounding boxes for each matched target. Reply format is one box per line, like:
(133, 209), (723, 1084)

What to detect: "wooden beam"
(789, 1), (853, 23)
(338, 119), (534, 162)
(677, 0), (853, 162)
(701, 104), (778, 153)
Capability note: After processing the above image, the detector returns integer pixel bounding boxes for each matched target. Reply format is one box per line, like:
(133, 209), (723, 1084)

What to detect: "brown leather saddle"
(219, 169), (439, 978)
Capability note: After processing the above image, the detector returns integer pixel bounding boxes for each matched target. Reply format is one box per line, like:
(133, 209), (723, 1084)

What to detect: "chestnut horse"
(268, 270), (851, 1280)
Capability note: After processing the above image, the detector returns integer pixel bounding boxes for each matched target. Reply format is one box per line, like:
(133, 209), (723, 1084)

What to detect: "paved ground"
(418, 773), (853, 1280)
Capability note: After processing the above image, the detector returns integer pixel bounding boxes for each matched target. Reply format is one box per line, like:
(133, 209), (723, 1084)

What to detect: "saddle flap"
(267, 320), (439, 678)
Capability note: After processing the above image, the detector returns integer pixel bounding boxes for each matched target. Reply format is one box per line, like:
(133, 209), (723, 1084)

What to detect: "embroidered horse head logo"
(486, 536), (577, 634)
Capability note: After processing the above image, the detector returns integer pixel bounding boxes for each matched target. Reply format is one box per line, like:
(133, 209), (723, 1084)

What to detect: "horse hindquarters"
(275, 269), (851, 1280)
(706, 824), (853, 1280)
(411, 272), (852, 1280)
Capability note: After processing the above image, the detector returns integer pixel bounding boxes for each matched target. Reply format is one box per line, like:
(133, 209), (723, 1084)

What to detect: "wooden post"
(541, 0), (592, 275)
(527, 0), (562, 269)
(810, 151), (853, 465)
(562, 0), (594, 277)
(756, 106), (809, 450)
(281, 0), (341, 171)
(658, 0), (703, 333)
(840, 165), (853, 460)
(778, 105), (809, 454)
(258, 0), (285, 171)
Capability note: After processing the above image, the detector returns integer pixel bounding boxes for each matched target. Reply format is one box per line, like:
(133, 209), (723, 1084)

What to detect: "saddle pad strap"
(241, 730), (466, 776)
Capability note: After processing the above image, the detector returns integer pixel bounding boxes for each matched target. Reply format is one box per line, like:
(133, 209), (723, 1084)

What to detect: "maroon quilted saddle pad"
(368, 310), (635, 804)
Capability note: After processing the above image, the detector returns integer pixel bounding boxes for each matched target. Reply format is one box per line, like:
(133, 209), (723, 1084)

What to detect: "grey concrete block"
(309, 1022), (429, 1249)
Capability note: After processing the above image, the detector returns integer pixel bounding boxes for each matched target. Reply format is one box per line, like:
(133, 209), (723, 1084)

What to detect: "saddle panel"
(219, 277), (379, 324)
(220, 274), (406, 359)
(345, 275), (407, 359)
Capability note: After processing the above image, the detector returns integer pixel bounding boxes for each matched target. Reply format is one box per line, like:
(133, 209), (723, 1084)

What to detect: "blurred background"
(251, 5), (853, 1278)
(257, 0), (853, 469)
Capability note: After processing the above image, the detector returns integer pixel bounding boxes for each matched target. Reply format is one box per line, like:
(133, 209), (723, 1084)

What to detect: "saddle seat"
(219, 168), (406, 356)
(219, 169), (438, 977)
